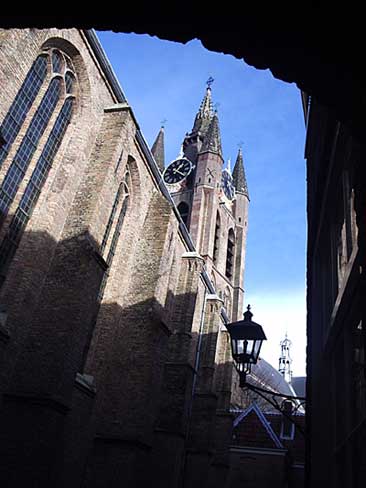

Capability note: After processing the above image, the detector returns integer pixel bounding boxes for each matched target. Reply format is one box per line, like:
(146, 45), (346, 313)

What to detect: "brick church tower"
(163, 83), (250, 321)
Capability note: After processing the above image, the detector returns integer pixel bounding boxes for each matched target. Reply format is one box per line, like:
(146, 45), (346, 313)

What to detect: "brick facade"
(0, 28), (249, 488)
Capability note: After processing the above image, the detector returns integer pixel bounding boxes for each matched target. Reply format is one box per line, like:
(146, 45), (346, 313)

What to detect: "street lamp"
(226, 304), (306, 437)
(226, 305), (266, 387)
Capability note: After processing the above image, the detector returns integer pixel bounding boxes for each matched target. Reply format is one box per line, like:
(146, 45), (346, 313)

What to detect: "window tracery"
(0, 48), (77, 286)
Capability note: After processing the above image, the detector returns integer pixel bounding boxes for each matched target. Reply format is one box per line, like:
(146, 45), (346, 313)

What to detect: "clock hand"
(173, 169), (185, 176)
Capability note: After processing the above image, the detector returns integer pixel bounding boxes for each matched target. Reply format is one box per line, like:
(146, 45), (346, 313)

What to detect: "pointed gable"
(151, 126), (165, 172)
(200, 111), (222, 157)
(232, 148), (249, 198)
(233, 403), (283, 449)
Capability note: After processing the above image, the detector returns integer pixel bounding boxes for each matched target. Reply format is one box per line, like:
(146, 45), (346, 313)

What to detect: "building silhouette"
(304, 95), (366, 486)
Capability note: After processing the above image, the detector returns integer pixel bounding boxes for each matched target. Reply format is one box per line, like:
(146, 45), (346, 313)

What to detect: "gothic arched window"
(0, 48), (77, 286)
(98, 167), (130, 301)
(0, 55), (48, 168)
(213, 211), (220, 264)
(177, 201), (189, 226)
(225, 228), (235, 279)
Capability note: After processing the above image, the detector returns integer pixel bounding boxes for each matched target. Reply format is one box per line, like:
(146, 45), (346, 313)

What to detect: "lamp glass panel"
(246, 339), (254, 356)
(237, 340), (244, 355)
(231, 338), (237, 356)
(253, 340), (261, 359)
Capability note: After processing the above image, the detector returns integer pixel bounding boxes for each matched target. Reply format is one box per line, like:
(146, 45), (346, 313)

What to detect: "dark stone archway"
(0, 12), (364, 139)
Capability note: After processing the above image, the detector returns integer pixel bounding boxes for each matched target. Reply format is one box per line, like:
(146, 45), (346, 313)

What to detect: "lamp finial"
(244, 304), (253, 321)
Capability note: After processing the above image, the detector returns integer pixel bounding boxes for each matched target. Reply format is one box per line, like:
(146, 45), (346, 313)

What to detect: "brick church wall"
(0, 28), (241, 488)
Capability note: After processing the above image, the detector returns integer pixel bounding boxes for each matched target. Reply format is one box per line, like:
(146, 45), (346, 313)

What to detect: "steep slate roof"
(291, 376), (306, 398)
(232, 148), (249, 198)
(233, 402), (284, 449)
(151, 126), (165, 172)
(200, 111), (222, 157)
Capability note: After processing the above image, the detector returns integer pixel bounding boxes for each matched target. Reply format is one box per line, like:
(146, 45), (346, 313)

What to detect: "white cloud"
(244, 290), (307, 377)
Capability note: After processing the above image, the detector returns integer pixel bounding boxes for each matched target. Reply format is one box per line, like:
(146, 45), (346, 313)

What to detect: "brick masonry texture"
(0, 28), (249, 488)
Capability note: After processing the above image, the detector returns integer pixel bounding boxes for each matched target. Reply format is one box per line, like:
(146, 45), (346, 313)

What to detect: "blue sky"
(97, 31), (307, 376)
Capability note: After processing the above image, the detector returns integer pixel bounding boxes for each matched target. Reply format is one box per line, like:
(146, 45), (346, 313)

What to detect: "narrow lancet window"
(213, 211), (220, 264)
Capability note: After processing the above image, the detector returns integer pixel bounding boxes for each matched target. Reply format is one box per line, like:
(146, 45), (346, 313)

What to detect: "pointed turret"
(227, 158), (232, 174)
(192, 86), (213, 135)
(151, 126), (165, 173)
(232, 148), (249, 199)
(200, 111), (223, 157)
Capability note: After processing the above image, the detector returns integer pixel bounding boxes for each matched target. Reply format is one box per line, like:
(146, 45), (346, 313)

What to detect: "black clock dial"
(221, 171), (235, 200)
(163, 158), (193, 185)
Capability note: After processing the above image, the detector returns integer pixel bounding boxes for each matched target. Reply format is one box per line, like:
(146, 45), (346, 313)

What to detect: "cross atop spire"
(206, 76), (214, 88)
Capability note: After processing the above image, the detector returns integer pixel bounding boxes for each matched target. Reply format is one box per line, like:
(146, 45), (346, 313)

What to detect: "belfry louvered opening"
(225, 228), (235, 279)
(177, 201), (189, 226)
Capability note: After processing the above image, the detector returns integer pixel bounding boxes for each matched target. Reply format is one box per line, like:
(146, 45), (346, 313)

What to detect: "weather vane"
(237, 141), (244, 150)
(206, 76), (214, 88)
(160, 118), (167, 128)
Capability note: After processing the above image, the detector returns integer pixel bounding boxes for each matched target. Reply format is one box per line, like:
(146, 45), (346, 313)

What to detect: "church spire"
(192, 82), (214, 134)
(151, 125), (165, 173)
(232, 148), (249, 198)
(200, 110), (223, 157)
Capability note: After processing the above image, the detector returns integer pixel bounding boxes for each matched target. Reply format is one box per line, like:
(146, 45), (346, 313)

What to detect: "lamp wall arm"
(244, 382), (306, 438)
(245, 382), (306, 402)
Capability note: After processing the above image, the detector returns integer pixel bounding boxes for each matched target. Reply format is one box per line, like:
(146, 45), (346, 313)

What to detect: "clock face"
(221, 170), (235, 200)
(163, 158), (193, 185)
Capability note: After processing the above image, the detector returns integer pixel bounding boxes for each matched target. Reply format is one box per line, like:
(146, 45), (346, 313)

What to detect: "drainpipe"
(180, 281), (207, 488)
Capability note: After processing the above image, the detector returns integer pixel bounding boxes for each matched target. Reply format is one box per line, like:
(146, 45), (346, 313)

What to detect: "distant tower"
(279, 333), (293, 383)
